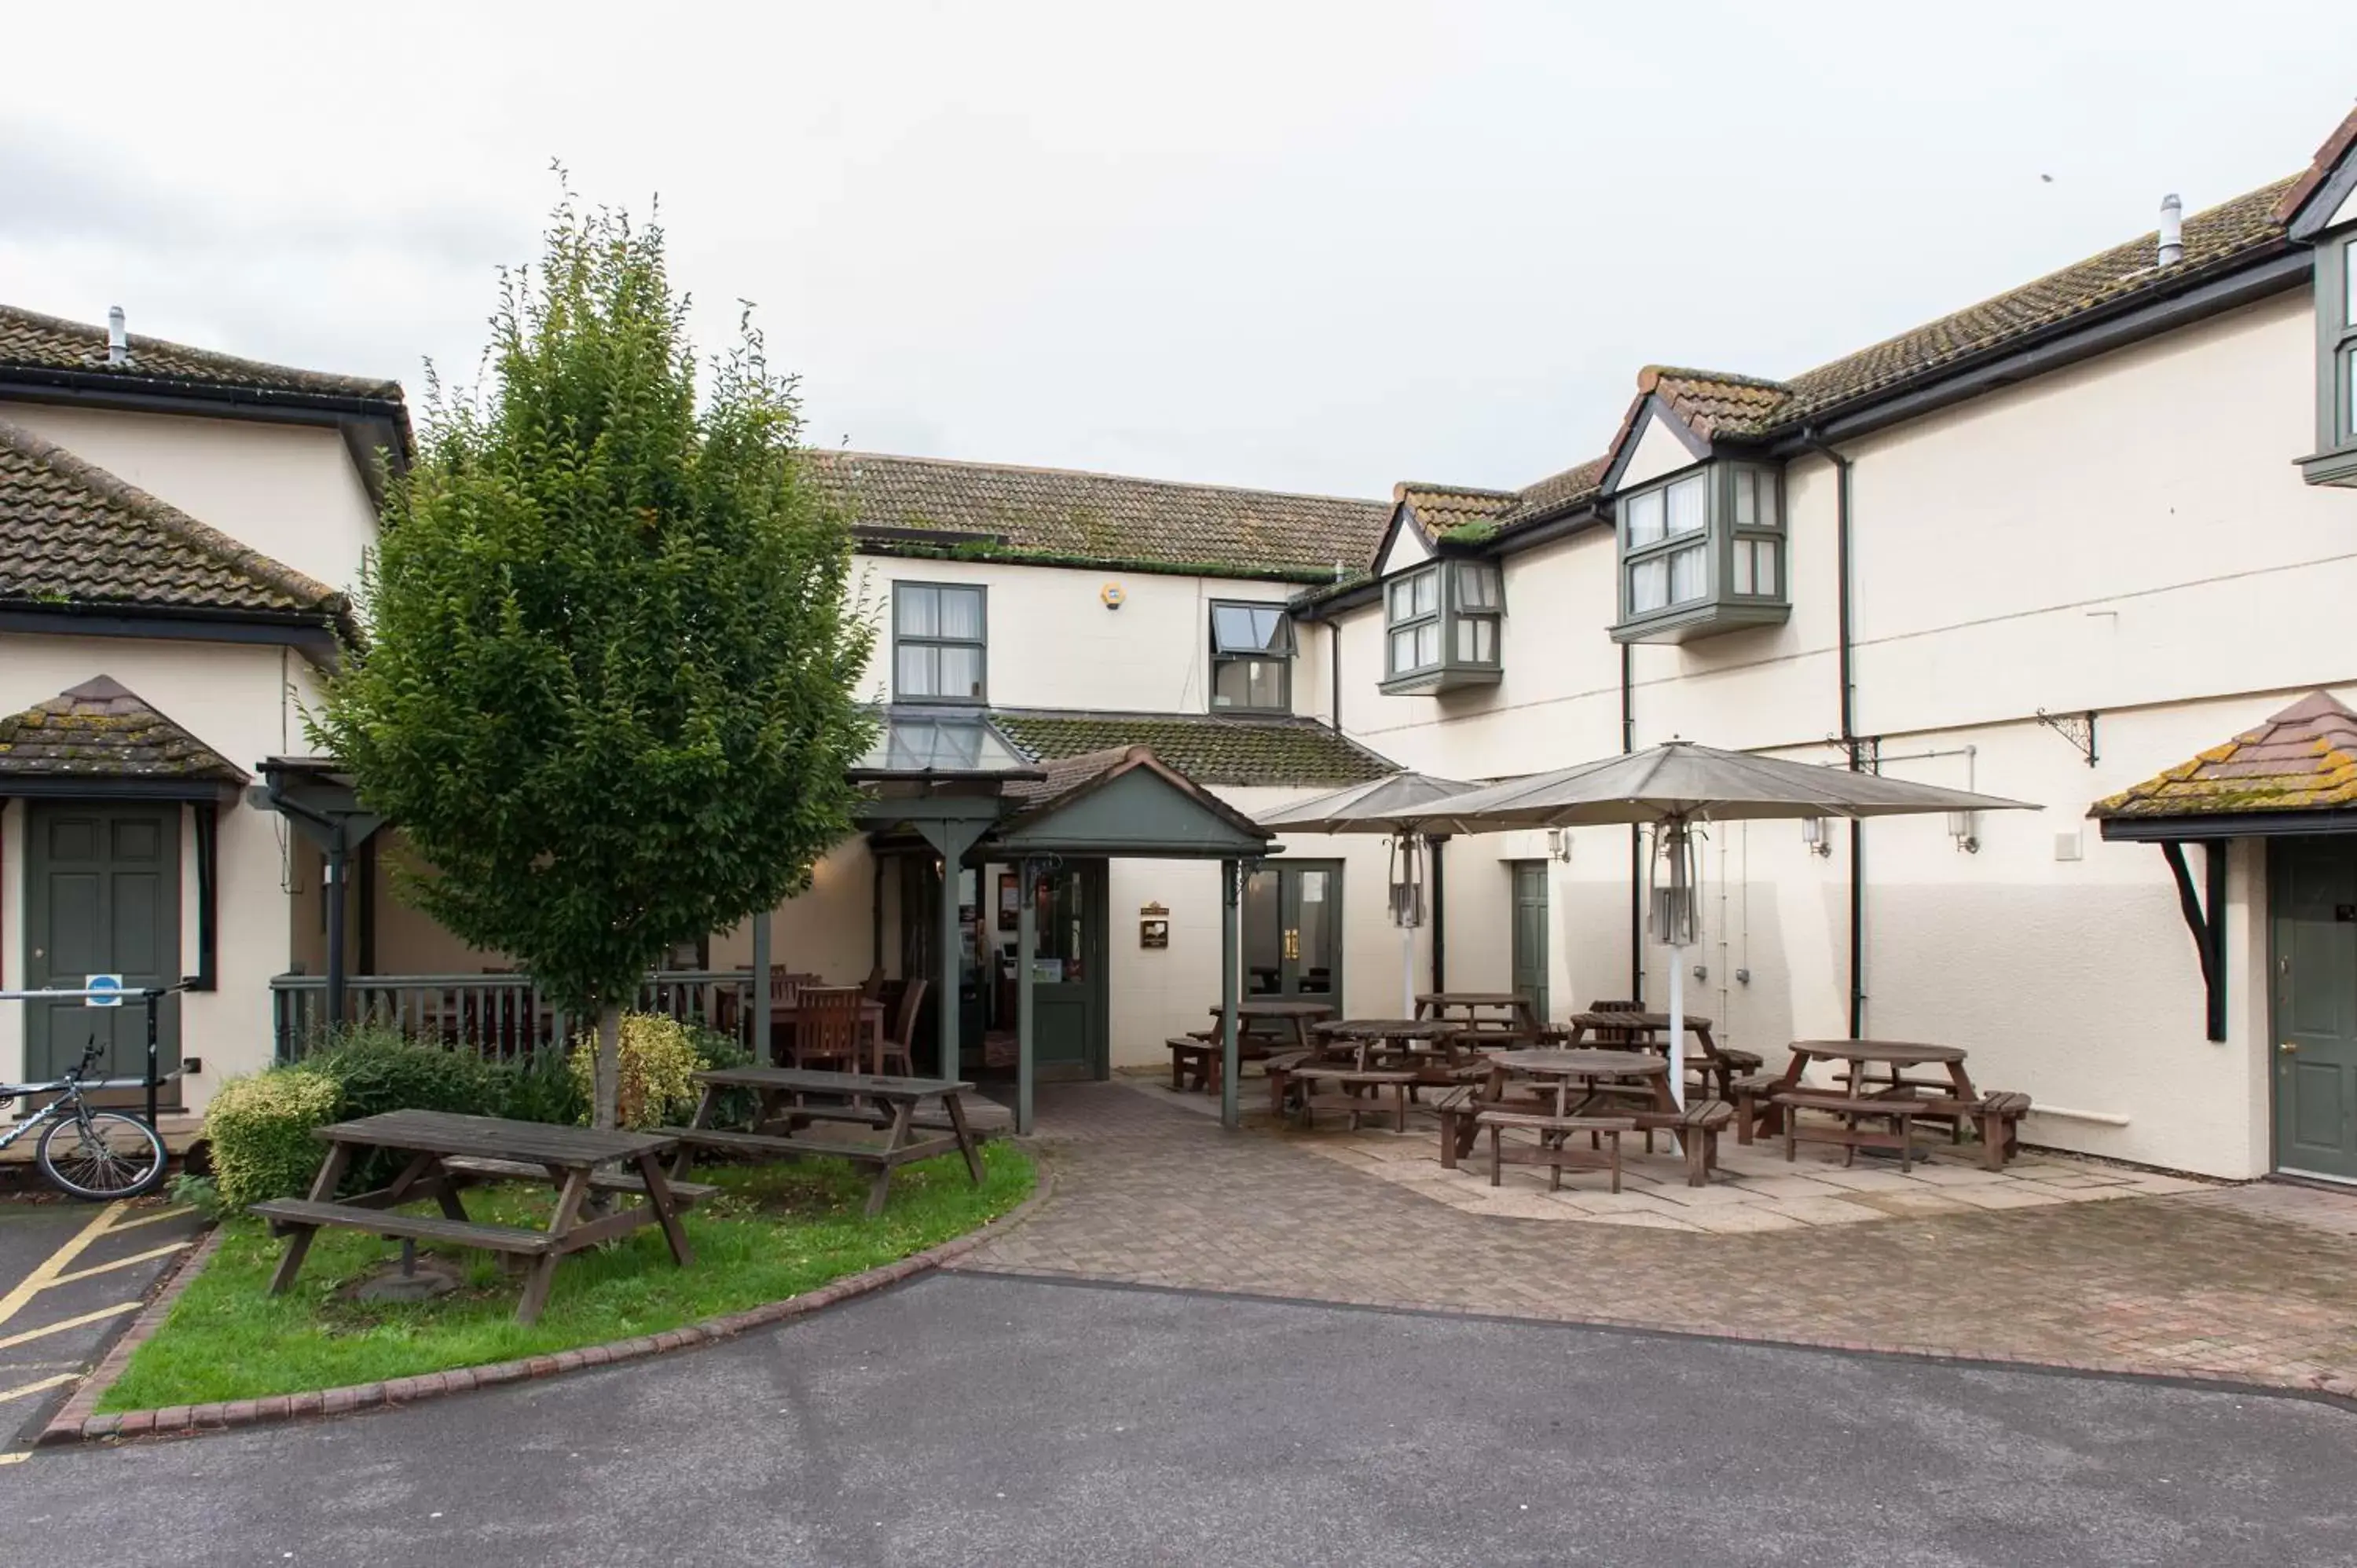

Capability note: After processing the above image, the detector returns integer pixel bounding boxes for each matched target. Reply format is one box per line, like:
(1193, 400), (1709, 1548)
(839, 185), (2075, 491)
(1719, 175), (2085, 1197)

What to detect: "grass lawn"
(100, 1143), (1033, 1412)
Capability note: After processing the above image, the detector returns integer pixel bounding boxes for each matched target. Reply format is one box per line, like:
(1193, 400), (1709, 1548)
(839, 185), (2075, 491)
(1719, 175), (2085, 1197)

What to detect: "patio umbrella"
(1254, 771), (1478, 1015)
(1384, 741), (2036, 1105)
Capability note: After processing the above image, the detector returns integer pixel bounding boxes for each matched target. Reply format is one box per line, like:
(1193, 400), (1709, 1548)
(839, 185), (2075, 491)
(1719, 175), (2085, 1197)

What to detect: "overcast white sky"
(4, 2), (2352, 499)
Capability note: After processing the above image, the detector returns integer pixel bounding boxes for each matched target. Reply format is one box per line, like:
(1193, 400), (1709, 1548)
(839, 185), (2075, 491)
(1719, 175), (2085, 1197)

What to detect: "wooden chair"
(879, 978), (926, 1078)
(860, 965), (888, 1000)
(786, 985), (866, 1072)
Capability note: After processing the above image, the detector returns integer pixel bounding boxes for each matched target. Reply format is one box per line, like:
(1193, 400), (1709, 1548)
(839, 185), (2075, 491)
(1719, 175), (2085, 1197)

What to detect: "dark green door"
(1243, 862), (1342, 999)
(1510, 861), (1550, 1026)
(27, 802), (181, 1092)
(1025, 861), (1107, 1080)
(2271, 837), (2357, 1181)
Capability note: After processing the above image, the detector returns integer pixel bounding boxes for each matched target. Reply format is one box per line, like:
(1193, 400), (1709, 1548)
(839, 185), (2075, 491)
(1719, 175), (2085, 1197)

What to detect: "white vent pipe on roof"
(2157, 193), (2183, 267)
(106, 306), (128, 365)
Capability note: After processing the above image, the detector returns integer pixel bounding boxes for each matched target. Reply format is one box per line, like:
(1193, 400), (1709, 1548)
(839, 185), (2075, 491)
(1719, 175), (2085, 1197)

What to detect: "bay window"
(1611, 463), (1791, 643)
(1381, 560), (1504, 694)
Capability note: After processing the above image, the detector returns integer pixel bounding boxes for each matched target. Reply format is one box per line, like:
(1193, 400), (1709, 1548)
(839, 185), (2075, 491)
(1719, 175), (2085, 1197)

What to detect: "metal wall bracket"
(2036, 708), (2099, 767)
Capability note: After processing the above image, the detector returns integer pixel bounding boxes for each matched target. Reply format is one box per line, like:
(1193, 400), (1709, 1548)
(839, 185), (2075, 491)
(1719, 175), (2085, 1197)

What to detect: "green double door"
(1243, 862), (1341, 999)
(2271, 836), (2357, 1182)
(26, 802), (181, 1092)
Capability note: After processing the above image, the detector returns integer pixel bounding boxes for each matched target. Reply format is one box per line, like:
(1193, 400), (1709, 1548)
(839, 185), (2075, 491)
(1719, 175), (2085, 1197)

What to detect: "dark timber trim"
(2160, 840), (2229, 1042)
(2099, 809), (2357, 842)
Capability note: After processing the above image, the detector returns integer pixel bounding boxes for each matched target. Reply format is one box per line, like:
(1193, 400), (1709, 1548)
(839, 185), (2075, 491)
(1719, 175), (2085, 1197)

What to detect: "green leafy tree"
(319, 192), (876, 1127)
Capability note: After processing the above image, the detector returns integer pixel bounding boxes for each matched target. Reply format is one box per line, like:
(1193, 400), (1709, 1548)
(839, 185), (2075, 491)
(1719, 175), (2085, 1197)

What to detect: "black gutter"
(1429, 837), (1447, 994)
(0, 605), (346, 664)
(2100, 808), (2357, 841)
(1796, 430), (1866, 1038)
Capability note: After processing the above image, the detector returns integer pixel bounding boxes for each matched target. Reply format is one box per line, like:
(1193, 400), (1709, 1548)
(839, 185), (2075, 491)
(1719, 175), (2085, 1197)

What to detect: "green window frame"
(893, 581), (987, 703)
(1381, 561), (1503, 694)
(1209, 601), (1295, 713)
(2333, 236), (2357, 449)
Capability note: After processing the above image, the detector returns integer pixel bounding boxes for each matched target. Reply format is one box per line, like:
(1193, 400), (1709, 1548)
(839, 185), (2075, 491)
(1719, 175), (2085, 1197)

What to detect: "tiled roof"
(0, 676), (246, 784)
(808, 450), (1388, 581)
(0, 302), (403, 403)
(0, 416), (349, 625)
(992, 709), (1394, 789)
(2091, 692), (2357, 819)
(1399, 178), (2306, 548)
(1773, 179), (2297, 425)
(1395, 482), (1517, 535)
(2275, 104), (2357, 228)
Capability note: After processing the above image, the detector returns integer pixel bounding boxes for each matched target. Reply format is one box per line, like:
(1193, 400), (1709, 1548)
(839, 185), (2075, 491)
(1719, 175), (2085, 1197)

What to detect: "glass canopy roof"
(851, 709), (1040, 779)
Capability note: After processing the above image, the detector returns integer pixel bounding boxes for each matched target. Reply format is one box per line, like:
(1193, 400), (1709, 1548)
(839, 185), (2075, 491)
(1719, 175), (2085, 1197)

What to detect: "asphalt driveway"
(9, 1270), (2354, 1565)
(0, 1196), (203, 1450)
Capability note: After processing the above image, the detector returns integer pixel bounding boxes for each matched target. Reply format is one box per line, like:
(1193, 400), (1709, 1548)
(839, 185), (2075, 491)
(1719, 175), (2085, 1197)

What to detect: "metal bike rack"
(0, 985), (181, 1128)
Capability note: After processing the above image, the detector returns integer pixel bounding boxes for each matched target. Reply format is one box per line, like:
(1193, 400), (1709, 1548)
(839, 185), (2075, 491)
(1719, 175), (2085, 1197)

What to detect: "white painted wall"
(0, 402), (379, 596)
(0, 634), (321, 1114)
(849, 555), (1328, 720)
(1322, 284), (2350, 1178)
(1616, 408), (1706, 491)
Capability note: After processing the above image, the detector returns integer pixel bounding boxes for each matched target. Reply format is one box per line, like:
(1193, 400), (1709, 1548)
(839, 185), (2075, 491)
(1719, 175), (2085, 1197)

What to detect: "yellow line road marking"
(0, 1372), (75, 1404)
(0, 1452), (28, 1466)
(101, 1206), (192, 1235)
(0, 1203), (123, 1332)
(49, 1240), (192, 1288)
(0, 1302), (140, 1354)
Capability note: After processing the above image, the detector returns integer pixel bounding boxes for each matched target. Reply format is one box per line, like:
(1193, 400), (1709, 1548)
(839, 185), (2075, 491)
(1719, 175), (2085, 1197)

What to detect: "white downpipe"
(2024, 1105), (2132, 1127)
(1399, 921), (1417, 1017)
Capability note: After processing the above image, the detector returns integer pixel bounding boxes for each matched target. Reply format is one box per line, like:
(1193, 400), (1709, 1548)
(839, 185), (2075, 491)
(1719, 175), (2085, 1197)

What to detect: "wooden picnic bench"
(663, 1066), (986, 1217)
(1774, 1088), (1926, 1171)
(250, 1109), (691, 1324)
(1290, 1066), (1418, 1132)
(1749, 1040), (2031, 1171)
(1476, 1109), (1639, 1192)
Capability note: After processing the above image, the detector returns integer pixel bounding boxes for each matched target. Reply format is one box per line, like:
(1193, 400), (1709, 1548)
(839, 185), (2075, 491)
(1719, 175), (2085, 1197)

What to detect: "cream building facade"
(17, 108), (2357, 1187)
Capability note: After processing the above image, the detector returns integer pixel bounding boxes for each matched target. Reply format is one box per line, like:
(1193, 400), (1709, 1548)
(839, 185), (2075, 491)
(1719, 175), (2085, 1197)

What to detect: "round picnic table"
(1752, 1039), (1984, 1168)
(1311, 1017), (1460, 1068)
(1486, 1049), (1673, 1112)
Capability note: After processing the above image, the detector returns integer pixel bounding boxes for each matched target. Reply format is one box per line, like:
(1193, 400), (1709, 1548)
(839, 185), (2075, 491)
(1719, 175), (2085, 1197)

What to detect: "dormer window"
(1611, 463), (1789, 643)
(2303, 233), (2357, 485)
(1210, 601), (1293, 713)
(1382, 561), (1503, 694)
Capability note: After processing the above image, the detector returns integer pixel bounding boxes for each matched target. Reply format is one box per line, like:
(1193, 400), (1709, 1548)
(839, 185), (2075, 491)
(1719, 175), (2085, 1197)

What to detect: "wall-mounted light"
(1801, 817), (1833, 858)
(1544, 828), (1571, 864)
(1948, 811), (1981, 855)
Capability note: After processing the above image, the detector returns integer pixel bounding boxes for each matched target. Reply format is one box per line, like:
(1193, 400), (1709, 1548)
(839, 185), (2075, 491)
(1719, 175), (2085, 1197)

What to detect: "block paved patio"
(958, 1081), (2357, 1397)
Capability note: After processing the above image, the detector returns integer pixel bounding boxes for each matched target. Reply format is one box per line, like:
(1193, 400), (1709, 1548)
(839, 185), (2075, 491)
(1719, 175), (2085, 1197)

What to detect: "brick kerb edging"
(39, 1151), (1058, 1449)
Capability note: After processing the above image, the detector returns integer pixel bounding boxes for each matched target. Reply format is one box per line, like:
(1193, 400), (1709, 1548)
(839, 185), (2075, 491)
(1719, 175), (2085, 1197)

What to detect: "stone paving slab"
(959, 1083), (2357, 1396)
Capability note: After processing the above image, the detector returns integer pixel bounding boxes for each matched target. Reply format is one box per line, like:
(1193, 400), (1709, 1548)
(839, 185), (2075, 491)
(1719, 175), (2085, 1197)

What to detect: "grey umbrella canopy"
(1399, 741), (2033, 832)
(1255, 771), (1479, 832)
(1255, 771), (1478, 1014)
(1380, 741), (2037, 1107)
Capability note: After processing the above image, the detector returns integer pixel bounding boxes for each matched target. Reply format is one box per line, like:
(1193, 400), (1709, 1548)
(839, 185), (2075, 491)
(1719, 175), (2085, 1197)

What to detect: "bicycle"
(0, 1038), (169, 1200)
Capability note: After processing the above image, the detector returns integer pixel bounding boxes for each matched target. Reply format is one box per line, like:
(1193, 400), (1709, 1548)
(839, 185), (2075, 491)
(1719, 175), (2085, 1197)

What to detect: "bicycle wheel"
(37, 1110), (167, 1200)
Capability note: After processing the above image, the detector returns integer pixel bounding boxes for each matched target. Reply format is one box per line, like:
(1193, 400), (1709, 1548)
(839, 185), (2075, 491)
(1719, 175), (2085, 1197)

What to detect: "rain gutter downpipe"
(1622, 641), (1642, 1002)
(1797, 428), (1865, 1037)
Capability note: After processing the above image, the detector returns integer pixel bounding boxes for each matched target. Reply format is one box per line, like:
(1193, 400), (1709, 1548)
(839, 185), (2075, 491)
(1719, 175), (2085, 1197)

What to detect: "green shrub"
(168, 1172), (228, 1221)
(204, 1069), (341, 1210)
(306, 1025), (509, 1120)
(566, 1013), (707, 1130)
(498, 1047), (589, 1127)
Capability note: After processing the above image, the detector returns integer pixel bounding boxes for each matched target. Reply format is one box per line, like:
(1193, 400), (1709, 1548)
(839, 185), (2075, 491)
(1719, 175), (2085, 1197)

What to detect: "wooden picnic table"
(665, 1066), (985, 1217)
(1207, 999), (1335, 1055)
(250, 1109), (692, 1324)
(1752, 1039), (1988, 1170)
(1560, 1010), (1741, 1097)
(1464, 1049), (1671, 1189)
(1417, 992), (1541, 1037)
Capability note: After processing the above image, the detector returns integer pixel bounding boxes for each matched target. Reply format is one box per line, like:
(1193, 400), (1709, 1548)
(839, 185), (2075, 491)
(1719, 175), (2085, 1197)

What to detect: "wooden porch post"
(1220, 857), (1241, 1130)
(750, 907), (773, 1064)
(1017, 857), (1036, 1135)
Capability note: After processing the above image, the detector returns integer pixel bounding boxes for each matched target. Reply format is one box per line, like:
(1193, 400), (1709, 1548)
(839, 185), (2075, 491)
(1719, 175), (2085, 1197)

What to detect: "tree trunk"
(591, 1000), (625, 1131)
